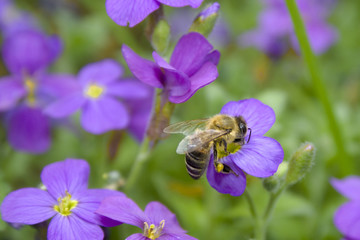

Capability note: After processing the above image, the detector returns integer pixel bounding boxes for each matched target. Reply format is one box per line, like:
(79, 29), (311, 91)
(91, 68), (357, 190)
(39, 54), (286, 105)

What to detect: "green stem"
(253, 186), (286, 240)
(243, 189), (257, 219)
(284, 0), (351, 174)
(124, 137), (151, 192)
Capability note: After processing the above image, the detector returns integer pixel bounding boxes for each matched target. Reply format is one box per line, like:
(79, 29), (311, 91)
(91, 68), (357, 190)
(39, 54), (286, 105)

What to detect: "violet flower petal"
(144, 202), (185, 234)
(48, 214), (104, 240)
(220, 99), (276, 136)
(78, 59), (123, 86)
(81, 96), (129, 134)
(230, 136), (283, 178)
(126, 89), (154, 142)
(126, 233), (147, 240)
(106, 80), (149, 100)
(156, 0), (203, 8)
(169, 61), (217, 103)
(331, 177), (360, 200)
(41, 159), (90, 199)
(73, 189), (124, 227)
(170, 32), (214, 76)
(160, 233), (198, 240)
(2, 29), (61, 75)
(39, 74), (80, 98)
(96, 196), (147, 228)
(106, 0), (160, 28)
(0, 188), (56, 225)
(122, 45), (164, 88)
(334, 201), (360, 239)
(204, 50), (220, 66)
(44, 93), (86, 118)
(7, 106), (51, 154)
(0, 76), (26, 111)
(206, 156), (247, 196)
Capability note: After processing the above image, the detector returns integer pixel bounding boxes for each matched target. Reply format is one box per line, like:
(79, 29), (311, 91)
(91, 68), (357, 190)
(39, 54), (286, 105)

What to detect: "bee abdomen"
(185, 151), (208, 179)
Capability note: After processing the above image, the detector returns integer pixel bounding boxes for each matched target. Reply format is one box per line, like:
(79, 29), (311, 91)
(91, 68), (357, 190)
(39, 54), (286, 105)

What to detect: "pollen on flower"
(53, 191), (78, 216)
(85, 83), (104, 99)
(24, 77), (36, 105)
(217, 142), (241, 159)
(143, 220), (165, 239)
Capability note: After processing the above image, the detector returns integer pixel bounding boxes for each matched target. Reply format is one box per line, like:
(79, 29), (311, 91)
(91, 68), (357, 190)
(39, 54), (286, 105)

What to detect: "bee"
(163, 114), (252, 179)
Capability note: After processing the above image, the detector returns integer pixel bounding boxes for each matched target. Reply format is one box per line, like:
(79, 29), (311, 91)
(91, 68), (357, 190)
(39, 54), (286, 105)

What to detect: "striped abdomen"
(185, 150), (210, 179)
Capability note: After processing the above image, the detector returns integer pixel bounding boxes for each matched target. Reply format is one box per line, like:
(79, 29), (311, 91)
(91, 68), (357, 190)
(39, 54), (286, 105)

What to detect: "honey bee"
(163, 114), (252, 179)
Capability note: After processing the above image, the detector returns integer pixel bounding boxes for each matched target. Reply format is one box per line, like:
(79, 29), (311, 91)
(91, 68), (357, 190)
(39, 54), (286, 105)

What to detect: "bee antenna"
(247, 128), (252, 144)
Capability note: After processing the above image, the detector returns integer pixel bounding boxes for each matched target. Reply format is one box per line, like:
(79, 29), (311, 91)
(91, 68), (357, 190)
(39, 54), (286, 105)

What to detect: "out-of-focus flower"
(331, 176), (360, 240)
(122, 32), (219, 104)
(169, 6), (231, 48)
(45, 59), (151, 135)
(106, 0), (204, 27)
(206, 99), (284, 196)
(0, 29), (77, 153)
(0, 159), (124, 240)
(96, 196), (197, 240)
(0, 0), (37, 36)
(239, 0), (338, 57)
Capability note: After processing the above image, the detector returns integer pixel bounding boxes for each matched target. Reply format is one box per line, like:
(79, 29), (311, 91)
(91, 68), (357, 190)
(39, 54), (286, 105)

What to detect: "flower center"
(53, 191), (78, 216)
(85, 83), (104, 99)
(216, 142), (241, 159)
(143, 220), (165, 239)
(24, 77), (37, 105)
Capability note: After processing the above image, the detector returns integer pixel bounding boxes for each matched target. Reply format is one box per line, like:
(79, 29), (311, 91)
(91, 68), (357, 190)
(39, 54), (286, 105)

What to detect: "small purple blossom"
(122, 32), (220, 104)
(239, 0), (338, 57)
(0, 159), (124, 240)
(206, 99), (284, 196)
(44, 59), (151, 135)
(96, 196), (197, 240)
(106, 0), (204, 27)
(0, 28), (77, 153)
(196, 2), (220, 19)
(331, 176), (360, 240)
(0, 0), (38, 36)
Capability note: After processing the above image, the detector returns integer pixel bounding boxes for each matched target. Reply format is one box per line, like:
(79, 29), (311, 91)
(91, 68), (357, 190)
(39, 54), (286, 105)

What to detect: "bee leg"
(247, 128), (252, 144)
(220, 138), (229, 154)
(222, 164), (239, 177)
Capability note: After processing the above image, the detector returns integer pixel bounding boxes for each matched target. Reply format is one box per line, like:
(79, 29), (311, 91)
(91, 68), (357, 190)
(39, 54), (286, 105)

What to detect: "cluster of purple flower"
(1, 159), (195, 240)
(240, 0), (338, 57)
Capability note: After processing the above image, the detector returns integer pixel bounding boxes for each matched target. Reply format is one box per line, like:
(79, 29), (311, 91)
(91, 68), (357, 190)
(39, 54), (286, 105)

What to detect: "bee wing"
(163, 119), (209, 135)
(176, 129), (229, 154)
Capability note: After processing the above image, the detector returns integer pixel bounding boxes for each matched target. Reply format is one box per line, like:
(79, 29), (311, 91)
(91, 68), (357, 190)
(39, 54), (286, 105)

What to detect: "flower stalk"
(284, 0), (351, 174)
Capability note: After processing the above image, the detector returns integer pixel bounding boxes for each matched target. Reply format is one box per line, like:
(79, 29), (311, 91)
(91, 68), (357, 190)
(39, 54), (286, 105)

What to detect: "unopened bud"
(263, 162), (288, 192)
(285, 143), (315, 185)
(151, 19), (170, 54)
(189, 2), (220, 37)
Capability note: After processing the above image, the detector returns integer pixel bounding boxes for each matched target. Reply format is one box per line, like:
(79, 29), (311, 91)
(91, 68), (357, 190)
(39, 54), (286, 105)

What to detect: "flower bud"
(285, 143), (315, 185)
(263, 162), (288, 192)
(189, 2), (220, 37)
(151, 19), (170, 54)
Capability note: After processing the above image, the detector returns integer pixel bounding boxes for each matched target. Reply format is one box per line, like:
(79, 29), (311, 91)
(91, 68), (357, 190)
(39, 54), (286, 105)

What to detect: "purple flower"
(0, 29), (77, 153)
(0, 159), (124, 240)
(331, 176), (360, 240)
(45, 59), (151, 135)
(122, 32), (219, 104)
(0, 0), (38, 36)
(239, 0), (338, 57)
(96, 196), (197, 240)
(206, 99), (284, 196)
(106, 0), (204, 27)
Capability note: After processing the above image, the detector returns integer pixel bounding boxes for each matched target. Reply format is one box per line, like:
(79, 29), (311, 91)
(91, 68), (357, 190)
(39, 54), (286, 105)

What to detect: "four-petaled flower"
(331, 176), (360, 240)
(239, 0), (338, 57)
(96, 196), (197, 240)
(106, 0), (204, 27)
(0, 28), (77, 153)
(0, 159), (124, 240)
(206, 99), (284, 196)
(44, 59), (151, 135)
(122, 32), (220, 104)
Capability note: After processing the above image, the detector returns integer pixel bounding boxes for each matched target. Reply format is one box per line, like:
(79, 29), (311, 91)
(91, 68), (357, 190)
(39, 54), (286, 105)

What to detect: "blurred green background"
(1, 0), (359, 239)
